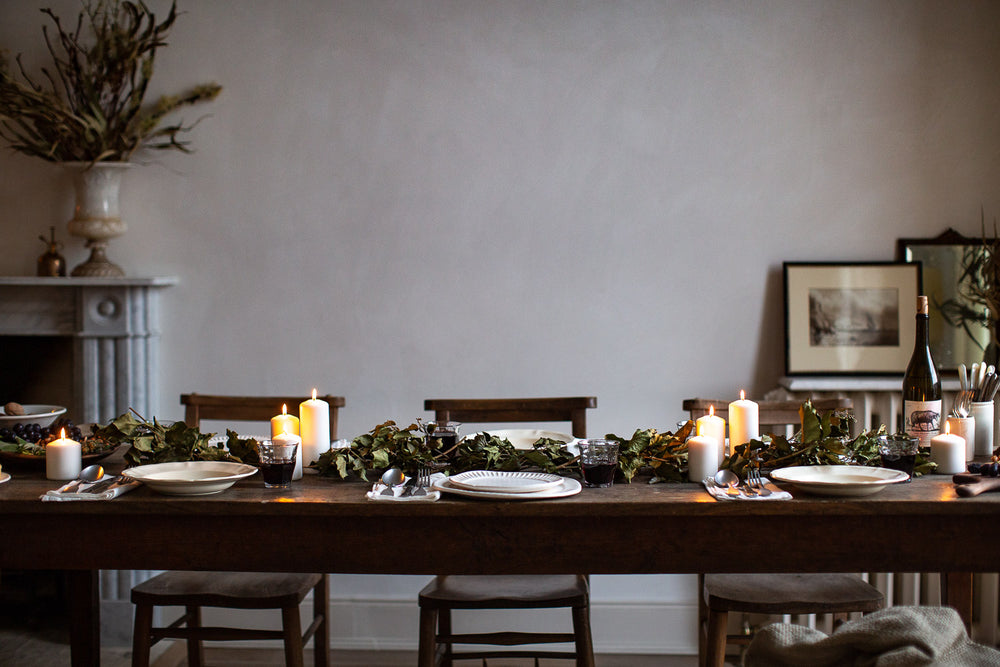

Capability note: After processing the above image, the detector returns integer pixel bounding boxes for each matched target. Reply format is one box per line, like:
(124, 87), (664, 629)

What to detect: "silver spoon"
(380, 467), (404, 495)
(713, 469), (740, 496)
(63, 464), (104, 493)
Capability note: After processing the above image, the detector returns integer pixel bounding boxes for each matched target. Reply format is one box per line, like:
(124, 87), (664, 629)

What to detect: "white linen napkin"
(702, 478), (792, 501)
(41, 477), (141, 501)
(366, 473), (442, 502)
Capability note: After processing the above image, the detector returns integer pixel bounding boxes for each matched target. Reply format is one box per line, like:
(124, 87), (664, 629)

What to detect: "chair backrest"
(423, 397), (597, 438)
(683, 397), (853, 434)
(180, 393), (346, 438)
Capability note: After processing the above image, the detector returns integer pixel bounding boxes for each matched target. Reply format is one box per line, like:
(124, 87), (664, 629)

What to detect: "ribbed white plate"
(433, 476), (581, 500)
(123, 461), (257, 496)
(770, 465), (908, 497)
(0, 472), (10, 485)
(448, 470), (564, 494)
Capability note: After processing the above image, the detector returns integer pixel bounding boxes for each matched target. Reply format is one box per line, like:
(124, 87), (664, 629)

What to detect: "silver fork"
(412, 466), (429, 496)
(748, 465), (771, 496)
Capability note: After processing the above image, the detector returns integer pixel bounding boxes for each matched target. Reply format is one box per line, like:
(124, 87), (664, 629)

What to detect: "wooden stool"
(417, 574), (594, 667)
(131, 571), (329, 667)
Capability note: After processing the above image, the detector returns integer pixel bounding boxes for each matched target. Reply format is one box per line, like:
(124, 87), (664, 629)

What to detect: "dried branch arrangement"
(0, 0), (221, 162)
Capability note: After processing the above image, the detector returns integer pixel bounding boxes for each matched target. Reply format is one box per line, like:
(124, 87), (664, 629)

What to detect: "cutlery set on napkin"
(367, 472), (442, 502)
(702, 476), (792, 501)
(41, 475), (140, 502)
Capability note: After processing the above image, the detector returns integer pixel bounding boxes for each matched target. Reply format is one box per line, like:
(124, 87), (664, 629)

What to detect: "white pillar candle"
(270, 404), (299, 440)
(46, 428), (82, 480)
(299, 389), (330, 472)
(273, 430), (304, 481)
(931, 422), (966, 475)
(687, 435), (720, 482)
(696, 405), (726, 465)
(728, 390), (759, 457)
(945, 416), (975, 462)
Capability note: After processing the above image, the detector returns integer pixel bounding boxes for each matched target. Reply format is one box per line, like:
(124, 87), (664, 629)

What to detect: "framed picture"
(783, 262), (922, 375)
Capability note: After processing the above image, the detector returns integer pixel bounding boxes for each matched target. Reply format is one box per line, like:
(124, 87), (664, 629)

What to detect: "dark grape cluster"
(0, 417), (82, 444)
(968, 460), (1000, 477)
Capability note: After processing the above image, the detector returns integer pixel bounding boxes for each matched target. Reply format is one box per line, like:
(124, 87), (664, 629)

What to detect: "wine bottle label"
(903, 399), (942, 447)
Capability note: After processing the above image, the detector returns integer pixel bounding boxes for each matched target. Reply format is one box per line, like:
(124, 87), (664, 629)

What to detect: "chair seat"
(419, 574), (588, 610)
(705, 573), (885, 615)
(132, 571), (322, 610)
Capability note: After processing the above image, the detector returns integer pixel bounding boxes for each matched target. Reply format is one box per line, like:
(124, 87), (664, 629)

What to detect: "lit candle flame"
(944, 421), (951, 435)
(59, 427), (66, 440)
(311, 388), (317, 400)
(739, 389), (745, 401)
(281, 404), (287, 415)
(709, 405), (715, 417)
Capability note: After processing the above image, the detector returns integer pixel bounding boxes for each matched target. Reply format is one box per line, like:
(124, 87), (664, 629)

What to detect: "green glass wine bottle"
(902, 295), (941, 447)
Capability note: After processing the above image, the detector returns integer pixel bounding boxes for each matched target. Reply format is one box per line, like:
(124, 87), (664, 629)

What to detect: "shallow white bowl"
(770, 465), (909, 497)
(123, 461), (257, 496)
(0, 405), (67, 427)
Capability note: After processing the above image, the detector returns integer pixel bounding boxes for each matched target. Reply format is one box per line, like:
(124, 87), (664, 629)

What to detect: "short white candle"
(46, 428), (82, 481)
(299, 389), (330, 472)
(696, 405), (726, 465)
(728, 390), (759, 457)
(945, 416), (975, 462)
(272, 429), (304, 480)
(270, 404), (299, 440)
(687, 435), (720, 482)
(930, 422), (966, 475)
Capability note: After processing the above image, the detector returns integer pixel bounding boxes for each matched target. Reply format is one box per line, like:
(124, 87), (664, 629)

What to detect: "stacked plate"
(433, 470), (581, 500)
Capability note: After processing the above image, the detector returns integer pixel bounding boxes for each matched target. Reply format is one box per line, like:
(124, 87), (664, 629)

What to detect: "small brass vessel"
(37, 226), (67, 277)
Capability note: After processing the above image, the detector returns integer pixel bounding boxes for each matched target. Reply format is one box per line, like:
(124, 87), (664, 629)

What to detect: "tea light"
(273, 428), (304, 480)
(687, 435), (720, 482)
(696, 405), (726, 463)
(270, 404), (299, 439)
(945, 416), (975, 462)
(299, 389), (330, 472)
(728, 390), (759, 457)
(931, 422), (966, 475)
(46, 428), (82, 480)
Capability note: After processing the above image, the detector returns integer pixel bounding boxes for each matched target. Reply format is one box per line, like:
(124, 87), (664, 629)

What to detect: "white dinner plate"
(769, 465), (909, 497)
(433, 475), (581, 500)
(448, 470), (565, 494)
(469, 429), (578, 452)
(0, 404), (67, 427)
(0, 472), (10, 485)
(123, 461), (257, 496)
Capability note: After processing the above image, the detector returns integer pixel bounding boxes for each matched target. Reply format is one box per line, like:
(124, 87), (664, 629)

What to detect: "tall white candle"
(299, 389), (330, 471)
(696, 404), (726, 465)
(46, 428), (82, 480)
(687, 435), (720, 482)
(270, 403), (299, 440)
(728, 390), (759, 457)
(273, 429), (304, 481)
(930, 421), (966, 475)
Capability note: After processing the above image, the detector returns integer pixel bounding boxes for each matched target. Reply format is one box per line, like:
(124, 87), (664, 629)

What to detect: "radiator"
(767, 379), (1000, 647)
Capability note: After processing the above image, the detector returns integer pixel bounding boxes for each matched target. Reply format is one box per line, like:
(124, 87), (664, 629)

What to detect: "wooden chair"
(418, 397), (597, 667)
(683, 397), (885, 667)
(130, 394), (344, 667)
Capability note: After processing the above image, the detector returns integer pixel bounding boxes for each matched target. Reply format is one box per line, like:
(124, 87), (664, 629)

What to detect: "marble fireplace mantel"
(0, 276), (177, 424)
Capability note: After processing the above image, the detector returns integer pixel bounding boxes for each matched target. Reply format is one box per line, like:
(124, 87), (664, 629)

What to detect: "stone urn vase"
(65, 162), (132, 277)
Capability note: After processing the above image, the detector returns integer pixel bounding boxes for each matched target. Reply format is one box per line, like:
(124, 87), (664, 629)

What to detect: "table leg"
(67, 569), (100, 667)
(941, 572), (973, 634)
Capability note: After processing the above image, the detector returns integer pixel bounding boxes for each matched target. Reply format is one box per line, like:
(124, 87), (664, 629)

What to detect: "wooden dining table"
(1, 455), (999, 666)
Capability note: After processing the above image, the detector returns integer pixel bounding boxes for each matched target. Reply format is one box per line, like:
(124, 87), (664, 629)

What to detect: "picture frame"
(783, 262), (922, 375)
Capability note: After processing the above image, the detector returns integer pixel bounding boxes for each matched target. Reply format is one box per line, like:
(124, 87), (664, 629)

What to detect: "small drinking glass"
(259, 440), (298, 489)
(878, 434), (918, 480)
(421, 420), (461, 451)
(578, 439), (619, 488)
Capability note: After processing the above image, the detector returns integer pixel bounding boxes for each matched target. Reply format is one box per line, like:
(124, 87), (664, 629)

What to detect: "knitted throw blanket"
(744, 606), (1000, 666)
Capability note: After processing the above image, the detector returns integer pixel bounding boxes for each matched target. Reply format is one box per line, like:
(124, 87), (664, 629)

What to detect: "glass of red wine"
(421, 420), (462, 452)
(878, 434), (918, 480)
(259, 440), (299, 489)
(578, 439), (619, 488)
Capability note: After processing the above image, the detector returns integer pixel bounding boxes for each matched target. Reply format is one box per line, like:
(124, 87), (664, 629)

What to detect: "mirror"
(897, 228), (992, 372)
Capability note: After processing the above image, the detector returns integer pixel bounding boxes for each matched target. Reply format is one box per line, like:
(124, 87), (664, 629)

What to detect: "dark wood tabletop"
(2, 456), (998, 665)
